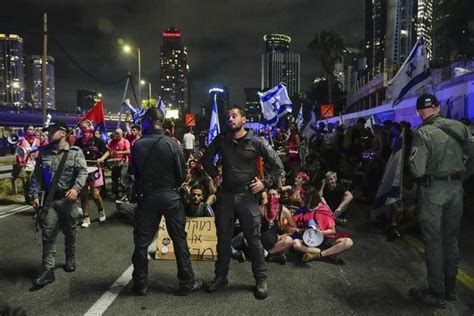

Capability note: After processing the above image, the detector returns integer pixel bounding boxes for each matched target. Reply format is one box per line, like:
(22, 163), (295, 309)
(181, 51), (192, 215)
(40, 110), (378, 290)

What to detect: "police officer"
(30, 121), (88, 285)
(408, 94), (472, 308)
(202, 105), (284, 300)
(130, 107), (202, 296)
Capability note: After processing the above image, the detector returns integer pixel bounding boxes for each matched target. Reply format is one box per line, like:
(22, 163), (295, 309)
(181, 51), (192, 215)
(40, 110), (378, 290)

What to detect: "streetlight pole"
(42, 12), (48, 125)
(137, 48), (141, 106)
(148, 82), (151, 100)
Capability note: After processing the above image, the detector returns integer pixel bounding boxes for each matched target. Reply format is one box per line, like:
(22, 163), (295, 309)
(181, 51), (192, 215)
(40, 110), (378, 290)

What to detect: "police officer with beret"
(130, 107), (202, 296)
(30, 121), (88, 285)
(408, 94), (473, 308)
(202, 105), (284, 300)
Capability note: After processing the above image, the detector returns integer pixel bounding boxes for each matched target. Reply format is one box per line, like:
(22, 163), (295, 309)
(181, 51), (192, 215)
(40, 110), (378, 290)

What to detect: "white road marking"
(84, 265), (133, 316)
(0, 205), (32, 219)
(84, 238), (157, 316)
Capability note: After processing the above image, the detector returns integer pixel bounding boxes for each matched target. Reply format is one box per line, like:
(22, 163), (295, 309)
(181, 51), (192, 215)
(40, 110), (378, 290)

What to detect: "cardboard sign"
(155, 217), (217, 261)
(320, 104), (335, 118)
(184, 113), (196, 127)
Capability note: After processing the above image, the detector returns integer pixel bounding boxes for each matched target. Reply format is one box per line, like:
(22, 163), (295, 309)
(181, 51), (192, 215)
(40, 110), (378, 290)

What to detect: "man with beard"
(74, 121), (109, 228)
(202, 105), (284, 300)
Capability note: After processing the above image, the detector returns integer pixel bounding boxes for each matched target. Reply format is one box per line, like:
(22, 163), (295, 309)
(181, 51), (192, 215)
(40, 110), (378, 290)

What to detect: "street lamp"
(122, 44), (141, 106)
(141, 80), (152, 100)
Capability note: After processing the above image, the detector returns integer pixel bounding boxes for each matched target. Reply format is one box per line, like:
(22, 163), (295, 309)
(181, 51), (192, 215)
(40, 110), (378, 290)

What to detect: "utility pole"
(42, 12), (48, 126)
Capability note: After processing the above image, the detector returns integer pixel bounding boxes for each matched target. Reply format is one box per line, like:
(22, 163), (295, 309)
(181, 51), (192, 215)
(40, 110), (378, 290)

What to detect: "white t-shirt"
(183, 132), (195, 150)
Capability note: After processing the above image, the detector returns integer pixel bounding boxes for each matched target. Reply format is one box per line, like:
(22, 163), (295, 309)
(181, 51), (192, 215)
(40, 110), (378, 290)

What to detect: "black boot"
(64, 257), (76, 273)
(254, 279), (268, 300)
(177, 278), (204, 296)
(205, 276), (228, 293)
(409, 288), (447, 309)
(33, 269), (55, 286)
(445, 277), (457, 301)
(132, 283), (148, 296)
(266, 253), (287, 265)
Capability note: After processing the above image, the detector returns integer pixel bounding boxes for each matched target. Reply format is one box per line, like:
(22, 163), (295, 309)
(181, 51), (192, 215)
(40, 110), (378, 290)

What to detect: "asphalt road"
(0, 199), (473, 315)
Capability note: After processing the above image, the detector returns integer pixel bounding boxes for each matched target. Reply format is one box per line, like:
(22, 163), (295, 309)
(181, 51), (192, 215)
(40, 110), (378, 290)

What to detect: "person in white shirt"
(183, 128), (195, 160)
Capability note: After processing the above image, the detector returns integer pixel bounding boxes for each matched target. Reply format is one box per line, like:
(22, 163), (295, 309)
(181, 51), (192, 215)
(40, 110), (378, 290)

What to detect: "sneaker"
(33, 269), (55, 286)
(303, 252), (322, 263)
(98, 209), (106, 222)
(81, 217), (91, 228)
(409, 288), (447, 309)
(254, 279), (268, 300)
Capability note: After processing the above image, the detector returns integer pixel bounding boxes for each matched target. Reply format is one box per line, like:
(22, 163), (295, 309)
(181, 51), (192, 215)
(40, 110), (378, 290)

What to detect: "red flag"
(80, 100), (106, 125)
(79, 100), (108, 142)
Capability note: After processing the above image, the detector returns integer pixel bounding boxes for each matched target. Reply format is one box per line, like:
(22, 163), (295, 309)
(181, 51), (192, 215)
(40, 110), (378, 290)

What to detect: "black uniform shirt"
(202, 129), (284, 188)
(131, 128), (186, 190)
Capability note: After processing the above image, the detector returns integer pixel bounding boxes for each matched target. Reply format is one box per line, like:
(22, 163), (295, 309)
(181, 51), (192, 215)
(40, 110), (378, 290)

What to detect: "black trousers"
(215, 190), (267, 281)
(132, 190), (195, 290)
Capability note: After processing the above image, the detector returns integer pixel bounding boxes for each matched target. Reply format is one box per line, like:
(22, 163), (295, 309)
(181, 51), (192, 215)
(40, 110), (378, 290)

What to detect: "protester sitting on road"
(291, 190), (353, 264)
(184, 185), (215, 217)
(281, 171), (309, 209)
(318, 171), (353, 227)
(182, 164), (217, 207)
(260, 186), (295, 265)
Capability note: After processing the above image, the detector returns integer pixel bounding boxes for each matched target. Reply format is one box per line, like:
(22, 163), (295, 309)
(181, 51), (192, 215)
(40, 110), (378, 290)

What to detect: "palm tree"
(308, 30), (345, 105)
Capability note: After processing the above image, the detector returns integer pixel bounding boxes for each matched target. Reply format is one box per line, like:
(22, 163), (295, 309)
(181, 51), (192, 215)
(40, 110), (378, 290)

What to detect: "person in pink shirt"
(107, 128), (131, 198)
(14, 125), (41, 204)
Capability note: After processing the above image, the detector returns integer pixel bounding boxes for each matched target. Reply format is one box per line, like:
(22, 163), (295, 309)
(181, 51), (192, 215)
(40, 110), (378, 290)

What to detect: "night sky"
(2, 0), (364, 113)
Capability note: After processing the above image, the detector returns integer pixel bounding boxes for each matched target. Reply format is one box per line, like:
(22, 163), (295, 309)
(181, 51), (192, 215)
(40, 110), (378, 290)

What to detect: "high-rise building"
(160, 26), (190, 116)
(261, 34), (300, 97)
(25, 55), (55, 109)
(244, 88), (265, 122)
(364, 0), (433, 77)
(209, 86), (229, 130)
(334, 48), (362, 93)
(416, 0), (433, 60)
(0, 34), (25, 107)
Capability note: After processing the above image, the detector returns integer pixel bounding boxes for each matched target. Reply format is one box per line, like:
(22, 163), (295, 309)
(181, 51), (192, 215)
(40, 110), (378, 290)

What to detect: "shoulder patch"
(409, 146), (418, 161)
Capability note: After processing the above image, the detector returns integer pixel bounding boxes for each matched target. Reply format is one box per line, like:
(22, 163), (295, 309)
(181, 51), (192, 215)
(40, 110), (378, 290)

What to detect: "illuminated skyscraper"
(416, 0), (433, 60)
(261, 34), (300, 97)
(160, 26), (190, 116)
(209, 86), (229, 130)
(244, 87), (265, 122)
(25, 55), (55, 109)
(0, 34), (25, 107)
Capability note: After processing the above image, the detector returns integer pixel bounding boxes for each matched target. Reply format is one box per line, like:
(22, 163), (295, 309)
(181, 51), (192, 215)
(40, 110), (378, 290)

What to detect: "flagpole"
(399, 127), (406, 212)
(118, 74), (131, 129)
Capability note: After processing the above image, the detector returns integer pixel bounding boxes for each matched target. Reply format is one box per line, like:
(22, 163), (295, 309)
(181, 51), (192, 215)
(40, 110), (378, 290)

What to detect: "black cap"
(43, 120), (69, 133)
(416, 93), (439, 110)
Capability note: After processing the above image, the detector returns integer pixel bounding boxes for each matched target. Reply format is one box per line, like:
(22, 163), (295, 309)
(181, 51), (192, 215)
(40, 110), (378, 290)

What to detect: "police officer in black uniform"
(130, 107), (202, 296)
(202, 105), (284, 300)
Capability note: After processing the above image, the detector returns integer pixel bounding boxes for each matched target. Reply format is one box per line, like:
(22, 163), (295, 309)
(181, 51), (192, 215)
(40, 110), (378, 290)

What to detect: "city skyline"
(0, 0), (365, 113)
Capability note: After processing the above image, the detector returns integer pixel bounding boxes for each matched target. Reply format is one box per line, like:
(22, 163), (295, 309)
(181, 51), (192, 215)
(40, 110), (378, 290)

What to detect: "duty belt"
(431, 173), (462, 181)
(222, 185), (251, 194)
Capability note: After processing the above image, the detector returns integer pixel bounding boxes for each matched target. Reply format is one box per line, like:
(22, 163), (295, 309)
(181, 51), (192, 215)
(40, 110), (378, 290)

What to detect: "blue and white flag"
(302, 110), (318, 140)
(258, 83), (293, 126)
(122, 98), (145, 124)
(157, 96), (167, 116)
(372, 128), (405, 219)
(208, 94), (220, 145)
(389, 37), (432, 106)
(296, 106), (304, 131)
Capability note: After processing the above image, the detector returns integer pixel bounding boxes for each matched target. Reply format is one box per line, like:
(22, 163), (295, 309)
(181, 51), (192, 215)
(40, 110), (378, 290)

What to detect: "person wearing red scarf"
(14, 125), (40, 204)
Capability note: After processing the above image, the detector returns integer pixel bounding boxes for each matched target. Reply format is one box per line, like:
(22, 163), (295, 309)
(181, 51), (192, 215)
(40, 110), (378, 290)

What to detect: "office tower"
(160, 26), (190, 116)
(244, 87), (265, 122)
(261, 34), (300, 97)
(0, 34), (25, 107)
(25, 55), (55, 109)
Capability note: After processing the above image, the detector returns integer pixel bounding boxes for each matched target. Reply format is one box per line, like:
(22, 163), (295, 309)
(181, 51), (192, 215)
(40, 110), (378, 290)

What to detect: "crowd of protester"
(9, 114), (474, 265)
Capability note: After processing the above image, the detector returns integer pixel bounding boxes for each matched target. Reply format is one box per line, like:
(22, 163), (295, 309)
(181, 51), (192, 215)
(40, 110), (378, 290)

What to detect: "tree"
(308, 30), (345, 105)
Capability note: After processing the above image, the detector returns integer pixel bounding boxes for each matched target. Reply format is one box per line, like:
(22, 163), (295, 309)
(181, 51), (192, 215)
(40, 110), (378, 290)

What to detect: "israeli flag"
(302, 110), (318, 140)
(372, 128), (405, 219)
(208, 94), (220, 145)
(122, 98), (145, 124)
(389, 37), (432, 106)
(258, 83), (293, 126)
(157, 96), (167, 116)
(296, 106), (304, 131)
